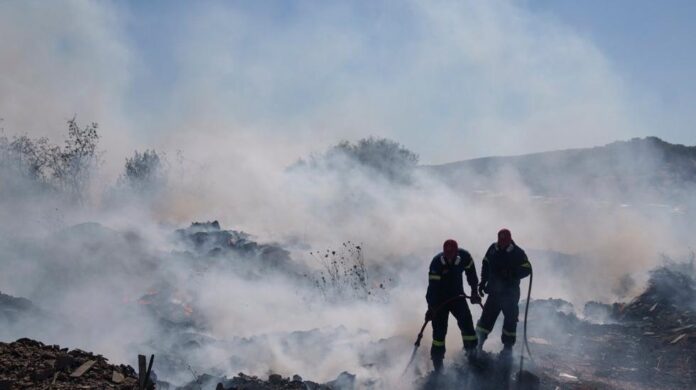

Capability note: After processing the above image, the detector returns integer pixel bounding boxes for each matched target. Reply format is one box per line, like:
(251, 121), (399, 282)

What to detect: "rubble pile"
(175, 221), (289, 261)
(174, 221), (298, 275)
(174, 372), (355, 390)
(616, 261), (696, 327)
(213, 372), (312, 390)
(137, 283), (205, 332)
(0, 338), (138, 389)
(518, 262), (696, 389)
(612, 261), (696, 346)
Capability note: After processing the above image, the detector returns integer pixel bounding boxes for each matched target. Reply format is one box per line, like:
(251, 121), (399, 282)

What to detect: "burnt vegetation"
(120, 149), (166, 193)
(0, 118), (100, 201)
(307, 242), (390, 303)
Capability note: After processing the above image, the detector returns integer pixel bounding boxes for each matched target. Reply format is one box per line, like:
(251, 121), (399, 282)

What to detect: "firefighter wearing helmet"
(476, 229), (532, 359)
(425, 239), (481, 371)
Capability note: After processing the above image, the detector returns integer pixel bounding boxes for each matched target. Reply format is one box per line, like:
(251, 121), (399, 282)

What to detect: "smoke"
(1, 0), (644, 164)
(1, 1), (695, 389)
(1, 130), (693, 387)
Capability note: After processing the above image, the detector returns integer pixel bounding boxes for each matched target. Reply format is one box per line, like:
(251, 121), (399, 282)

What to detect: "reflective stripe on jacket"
(426, 248), (479, 306)
(480, 241), (531, 295)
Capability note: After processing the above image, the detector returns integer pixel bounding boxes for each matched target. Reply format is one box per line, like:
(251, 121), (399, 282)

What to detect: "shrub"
(121, 149), (165, 192)
(0, 118), (100, 201)
(295, 137), (419, 184)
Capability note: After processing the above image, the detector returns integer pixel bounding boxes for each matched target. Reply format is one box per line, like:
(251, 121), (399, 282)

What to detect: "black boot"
(432, 357), (443, 373)
(499, 344), (513, 361)
(476, 330), (487, 352)
(465, 348), (478, 365)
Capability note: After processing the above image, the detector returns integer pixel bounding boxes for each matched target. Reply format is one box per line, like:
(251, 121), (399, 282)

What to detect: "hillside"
(425, 137), (696, 203)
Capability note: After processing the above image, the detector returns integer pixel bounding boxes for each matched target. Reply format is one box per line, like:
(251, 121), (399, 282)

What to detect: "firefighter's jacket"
(426, 249), (479, 306)
(480, 241), (531, 296)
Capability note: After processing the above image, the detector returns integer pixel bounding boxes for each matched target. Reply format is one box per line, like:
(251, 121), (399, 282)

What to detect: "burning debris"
(0, 338), (138, 389)
(175, 221), (291, 265)
(137, 284), (203, 331)
(517, 260), (696, 389)
(616, 258), (696, 324)
(176, 371), (355, 390)
(173, 221), (302, 277)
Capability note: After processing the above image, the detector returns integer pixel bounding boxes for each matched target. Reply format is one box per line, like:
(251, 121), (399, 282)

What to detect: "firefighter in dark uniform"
(426, 239), (481, 371)
(476, 229), (532, 359)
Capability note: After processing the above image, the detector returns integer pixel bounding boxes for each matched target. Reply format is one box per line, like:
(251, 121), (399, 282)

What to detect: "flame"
(182, 303), (194, 317)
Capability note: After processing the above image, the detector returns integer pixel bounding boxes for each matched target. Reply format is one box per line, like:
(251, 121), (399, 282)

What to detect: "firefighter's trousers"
(430, 299), (478, 362)
(476, 290), (520, 347)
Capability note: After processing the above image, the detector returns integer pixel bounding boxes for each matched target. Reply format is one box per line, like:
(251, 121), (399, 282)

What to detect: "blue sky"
(527, 0), (696, 146)
(1, 1), (694, 164)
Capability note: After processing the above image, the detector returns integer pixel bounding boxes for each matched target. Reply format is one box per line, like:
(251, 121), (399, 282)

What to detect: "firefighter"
(426, 239), (481, 371)
(476, 229), (532, 359)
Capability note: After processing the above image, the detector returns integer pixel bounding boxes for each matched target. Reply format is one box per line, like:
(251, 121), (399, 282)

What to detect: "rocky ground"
(0, 338), (356, 390)
(0, 338), (139, 389)
(171, 372), (355, 390)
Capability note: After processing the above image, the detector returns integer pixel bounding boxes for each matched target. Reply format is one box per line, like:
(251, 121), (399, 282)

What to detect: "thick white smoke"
(1, 1), (694, 389)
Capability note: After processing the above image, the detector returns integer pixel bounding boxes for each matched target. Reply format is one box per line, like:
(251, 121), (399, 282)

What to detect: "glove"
(478, 283), (487, 297)
(425, 309), (432, 322)
(469, 291), (481, 304)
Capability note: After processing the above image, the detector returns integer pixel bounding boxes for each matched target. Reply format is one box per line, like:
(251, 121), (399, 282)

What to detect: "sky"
(527, 0), (696, 150)
(1, 0), (694, 165)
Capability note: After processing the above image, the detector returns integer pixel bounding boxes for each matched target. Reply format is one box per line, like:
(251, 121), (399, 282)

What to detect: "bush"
(121, 149), (165, 192)
(0, 118), (100, 201)
(296, 137), (419, 184)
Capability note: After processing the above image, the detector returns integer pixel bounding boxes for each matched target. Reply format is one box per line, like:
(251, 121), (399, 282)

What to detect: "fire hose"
(401, 293), (483, 376)
(518, 269), (534, 380)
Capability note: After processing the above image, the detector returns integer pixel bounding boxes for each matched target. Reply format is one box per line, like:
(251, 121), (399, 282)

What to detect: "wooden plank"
(138, 355), (147, 390)
(144, 354), (155, 389)
(70, 360), (96, 378)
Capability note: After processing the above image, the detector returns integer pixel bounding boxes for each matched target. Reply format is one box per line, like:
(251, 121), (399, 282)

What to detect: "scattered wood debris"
(0, 338), (137, 389)
(70, 360), (96, 377)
